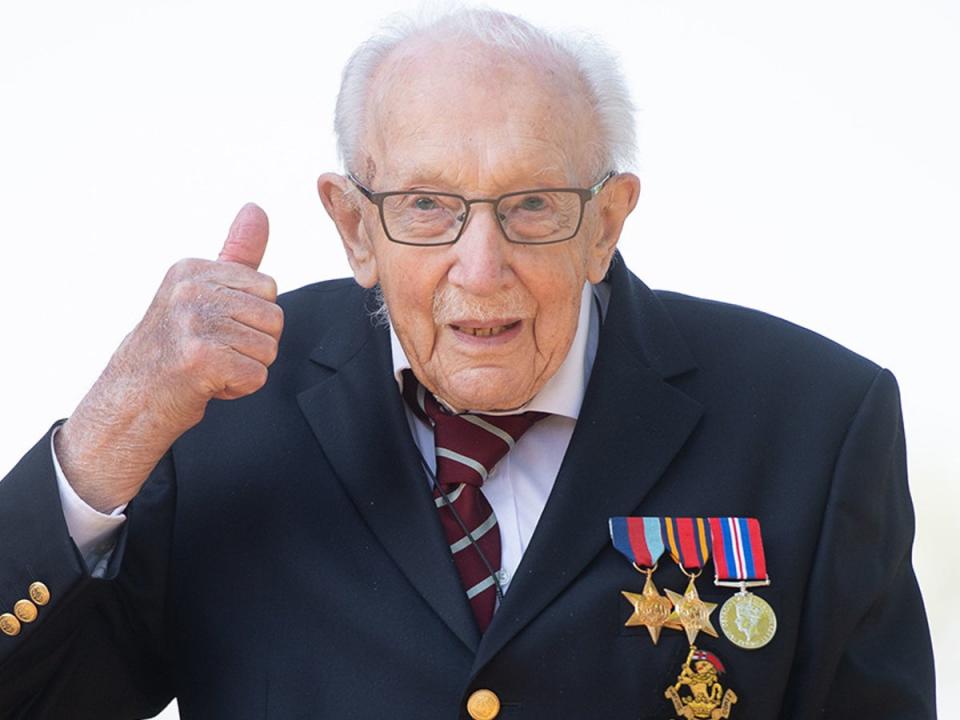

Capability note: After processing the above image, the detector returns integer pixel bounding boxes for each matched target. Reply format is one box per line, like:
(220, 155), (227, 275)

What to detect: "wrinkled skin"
(56, 204), (283, 511)
(318, 39), (640, 411)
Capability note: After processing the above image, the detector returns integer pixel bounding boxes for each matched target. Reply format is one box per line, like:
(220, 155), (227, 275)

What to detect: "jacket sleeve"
(782, 369), (937, 718)
(0, 424), (177, 719)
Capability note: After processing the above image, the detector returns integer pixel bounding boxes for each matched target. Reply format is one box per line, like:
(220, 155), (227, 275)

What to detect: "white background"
(1, 1), (956, 717)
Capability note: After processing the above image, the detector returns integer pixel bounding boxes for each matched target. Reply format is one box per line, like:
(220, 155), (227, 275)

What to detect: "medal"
(663, 517), (719, 645)
(664, 645), (739, 719)
(664, 578), (719, 646)
(609, 517), (677, 644)
(709, 517), (777, 649)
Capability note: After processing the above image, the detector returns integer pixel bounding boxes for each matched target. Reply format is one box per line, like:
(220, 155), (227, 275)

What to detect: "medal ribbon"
(662, 517), (710, 571)
(608, 517), (666, 569)
(708, 517), (768, 582)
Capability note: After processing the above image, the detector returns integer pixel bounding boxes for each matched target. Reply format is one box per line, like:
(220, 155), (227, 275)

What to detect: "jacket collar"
(297, 255), (702, 660)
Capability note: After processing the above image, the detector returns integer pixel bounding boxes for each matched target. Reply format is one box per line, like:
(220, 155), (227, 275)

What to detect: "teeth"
(456, 324), (512, 337)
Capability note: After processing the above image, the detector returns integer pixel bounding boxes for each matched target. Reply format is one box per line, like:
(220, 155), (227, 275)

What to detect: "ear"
(586, 172), (641, 284)
(317, 173), (379, 288)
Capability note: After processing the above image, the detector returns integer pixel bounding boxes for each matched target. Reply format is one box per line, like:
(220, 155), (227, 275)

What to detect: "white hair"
(333, 5), (637, 180)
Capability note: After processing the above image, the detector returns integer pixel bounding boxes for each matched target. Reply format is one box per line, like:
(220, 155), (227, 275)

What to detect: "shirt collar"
(390, 282), (600, 420)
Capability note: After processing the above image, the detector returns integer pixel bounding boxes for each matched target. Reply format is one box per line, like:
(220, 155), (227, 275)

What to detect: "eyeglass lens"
(380, 190), (582, 245)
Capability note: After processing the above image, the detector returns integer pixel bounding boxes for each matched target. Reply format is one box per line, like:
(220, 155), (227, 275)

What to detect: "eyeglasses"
(348, 171), (616, 246)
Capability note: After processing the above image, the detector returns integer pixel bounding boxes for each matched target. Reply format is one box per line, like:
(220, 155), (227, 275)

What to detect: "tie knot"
(401, 370), (546, 488)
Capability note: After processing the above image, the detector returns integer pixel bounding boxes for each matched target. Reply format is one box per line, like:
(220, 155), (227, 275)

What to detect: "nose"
(447, 202), (514, 297)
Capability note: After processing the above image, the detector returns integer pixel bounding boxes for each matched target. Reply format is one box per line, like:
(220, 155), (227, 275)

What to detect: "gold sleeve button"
(0, 613), (21, 637)
(466, 689), (501, 720)
(14, 599), (38, 623)
(28, 582), (50, 606)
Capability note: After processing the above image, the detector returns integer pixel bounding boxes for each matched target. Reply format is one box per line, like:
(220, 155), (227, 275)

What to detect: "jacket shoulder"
(276, 276), (369, 328)
(652, 289), (885, 398)
(271, 277), (377, 366)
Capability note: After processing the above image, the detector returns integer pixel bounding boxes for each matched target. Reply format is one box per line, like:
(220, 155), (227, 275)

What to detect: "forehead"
(365, 38), (597, 190)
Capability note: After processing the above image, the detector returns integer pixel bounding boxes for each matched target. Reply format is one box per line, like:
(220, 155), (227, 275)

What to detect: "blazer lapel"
(475, 261), (704, 669)
(296, 297), (480, 652)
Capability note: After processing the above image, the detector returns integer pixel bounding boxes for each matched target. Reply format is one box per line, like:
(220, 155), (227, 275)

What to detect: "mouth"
(450, 320), (521, 337)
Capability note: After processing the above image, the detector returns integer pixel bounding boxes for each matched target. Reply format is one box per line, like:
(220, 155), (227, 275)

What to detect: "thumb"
(218, 202), (269, 269)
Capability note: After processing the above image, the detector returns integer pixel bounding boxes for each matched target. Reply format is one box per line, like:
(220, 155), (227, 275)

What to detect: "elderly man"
(0, 8), (935, 720)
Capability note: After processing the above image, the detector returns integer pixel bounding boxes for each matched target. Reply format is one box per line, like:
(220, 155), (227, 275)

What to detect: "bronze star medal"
(665, 576), (719, 645)
(609, 518), (681, 644)
(660, 517), (718, 644)
(621, 570), (678, 644)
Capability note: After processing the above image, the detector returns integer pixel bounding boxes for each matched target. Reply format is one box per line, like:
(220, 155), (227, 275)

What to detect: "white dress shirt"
(56, 282), (605, 586)
(51, 427), (126, 576)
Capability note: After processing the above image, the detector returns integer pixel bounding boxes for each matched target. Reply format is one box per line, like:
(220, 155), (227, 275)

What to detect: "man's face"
(327, 42), (635, 411)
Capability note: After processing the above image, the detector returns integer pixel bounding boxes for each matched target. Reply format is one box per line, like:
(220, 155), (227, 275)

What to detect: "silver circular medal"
(719, 591), (777, 649)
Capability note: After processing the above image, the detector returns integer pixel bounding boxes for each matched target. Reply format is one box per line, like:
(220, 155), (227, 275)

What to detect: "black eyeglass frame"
(347, 170), (617, 246)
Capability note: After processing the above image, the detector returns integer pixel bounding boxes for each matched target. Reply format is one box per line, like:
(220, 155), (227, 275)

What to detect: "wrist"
(55, 363), (200, 512)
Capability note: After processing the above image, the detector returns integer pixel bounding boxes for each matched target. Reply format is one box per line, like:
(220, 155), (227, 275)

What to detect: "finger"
(222, 290), (284, 339)
(213, 318), (280, 368)
(199, 266), (278, 303)
(211, 352), (270, 401)
(171, 256), (277, 301)
(218, 203), (269, 269)
(187, 285), (280, 331)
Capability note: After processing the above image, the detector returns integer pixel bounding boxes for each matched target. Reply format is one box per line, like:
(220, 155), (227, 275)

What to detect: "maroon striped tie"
(402, 371), (546, 632)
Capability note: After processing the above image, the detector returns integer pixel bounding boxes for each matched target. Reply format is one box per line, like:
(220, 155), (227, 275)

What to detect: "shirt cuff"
(51, 425), (127, 571)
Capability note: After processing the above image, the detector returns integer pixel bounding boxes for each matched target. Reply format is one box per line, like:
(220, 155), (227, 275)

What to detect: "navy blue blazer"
(0, 256), (935, 718)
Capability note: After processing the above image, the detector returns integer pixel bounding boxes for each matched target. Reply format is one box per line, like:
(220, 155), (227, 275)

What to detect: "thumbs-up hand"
(56, 204), (285, 512)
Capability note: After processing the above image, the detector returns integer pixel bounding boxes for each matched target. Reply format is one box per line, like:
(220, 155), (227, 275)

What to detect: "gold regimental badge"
(719, 590), (777, 650)
(665, 645), (738, 719)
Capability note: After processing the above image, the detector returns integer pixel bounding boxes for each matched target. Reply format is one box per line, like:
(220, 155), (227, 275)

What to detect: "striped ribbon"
(708, 517), (768, 582)
(662, 517), (711, 571)
(608, 517), (666, 569)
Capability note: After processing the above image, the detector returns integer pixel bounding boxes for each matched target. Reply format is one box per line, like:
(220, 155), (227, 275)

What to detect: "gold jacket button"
(14, 599), (38, 623)
(29, 582), (50, 606)
(466, 689), (501, 720)
(0, 613), (21, 637)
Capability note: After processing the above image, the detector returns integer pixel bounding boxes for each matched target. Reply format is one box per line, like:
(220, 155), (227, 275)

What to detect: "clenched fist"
(56, 204), (284, 512)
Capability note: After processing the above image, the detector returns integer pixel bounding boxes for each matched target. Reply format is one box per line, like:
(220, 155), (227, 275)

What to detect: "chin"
(437, 369), (537, 413)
